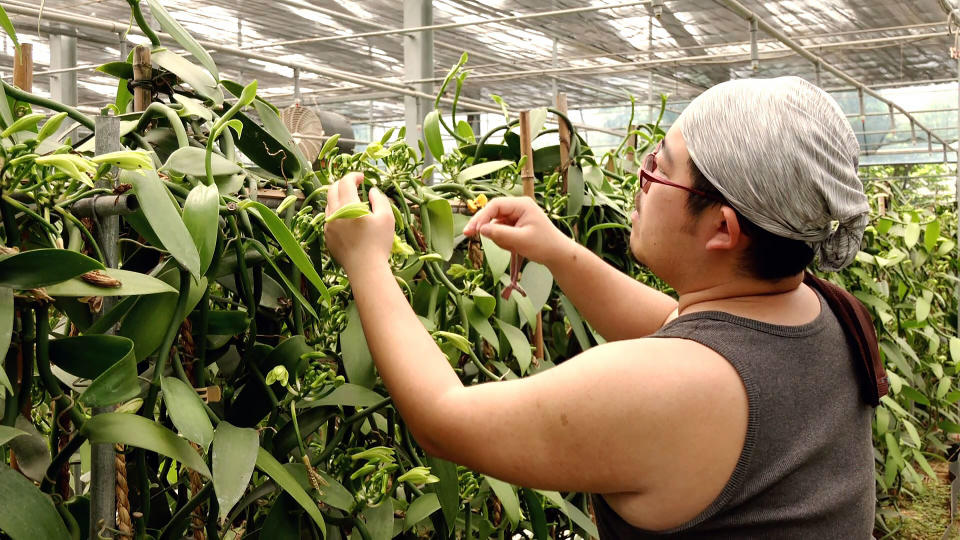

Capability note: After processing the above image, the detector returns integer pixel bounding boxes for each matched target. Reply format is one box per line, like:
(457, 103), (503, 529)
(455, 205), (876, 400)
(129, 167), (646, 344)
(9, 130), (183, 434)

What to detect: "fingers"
(463, 197), (529, 236)
(325, 183), (339, 217)
(477, 222), (522, 251)
(369, 186), (395, 226)
(338, 172), (362, 205)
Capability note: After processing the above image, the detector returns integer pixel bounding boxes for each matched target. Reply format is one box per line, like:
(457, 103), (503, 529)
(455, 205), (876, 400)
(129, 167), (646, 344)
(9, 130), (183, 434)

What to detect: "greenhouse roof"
(0, 0), (957, 160)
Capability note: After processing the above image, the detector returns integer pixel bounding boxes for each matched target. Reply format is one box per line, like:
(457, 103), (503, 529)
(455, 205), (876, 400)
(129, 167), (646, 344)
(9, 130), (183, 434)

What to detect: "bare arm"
(464, 197), (677, 340)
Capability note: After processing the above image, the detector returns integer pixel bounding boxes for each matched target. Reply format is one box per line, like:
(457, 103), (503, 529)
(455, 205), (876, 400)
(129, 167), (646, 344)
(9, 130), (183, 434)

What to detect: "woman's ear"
(705, 206), (744, 251)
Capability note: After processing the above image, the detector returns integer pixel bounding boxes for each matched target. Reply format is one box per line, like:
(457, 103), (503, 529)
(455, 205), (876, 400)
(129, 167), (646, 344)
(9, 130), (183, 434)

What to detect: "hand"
(324, 172), (395, 274)
(462, 196), (571, 267)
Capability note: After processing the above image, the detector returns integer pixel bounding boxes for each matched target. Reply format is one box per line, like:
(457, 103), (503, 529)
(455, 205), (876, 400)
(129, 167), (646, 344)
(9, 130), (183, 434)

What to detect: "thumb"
(479, 222), (523, 251)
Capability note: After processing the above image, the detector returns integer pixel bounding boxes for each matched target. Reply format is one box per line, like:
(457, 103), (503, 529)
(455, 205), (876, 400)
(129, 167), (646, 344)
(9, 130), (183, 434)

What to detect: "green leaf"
(465, 299), (499, 353)
(81, 413), (211, 477)
(118, 269), (206, 361)
(242, 201), (330, 305)
(298, 383), (385, 408)
(481, 234), (510, 281)
(255, 448), (326, 533)
(248, 241), (319, 321)
(0, 288), (11, 396)
(223, 109), (300, 178)
(519, 262), (553, 313)
(404, 493), (440, 530)
(879, 340), (914, 381)
(0, 464), (70, 540)
(496, 318), (532, 375)
(566, 164), (585, 217)
(0, 425), (26, 446)
(161, 146), (241, 178)
(426, 198), (455, 260)
(559, 294), (590, 351)
(423, 110), (444, 160)
(924, 221), (940, 252)
(528, 107), (548, 137)
(522, 489), (548, 540)
(915, 291), (932, 323)
(252, 100), (310, 175)
(426, 456), (459, 534)
(44, 268), (177, 297)
(152, 48), (223, 105)
(903, 221), (920, 249)
(938, 239), (955, 256)
(455, 120), (475, 143)
(363, 498), (395, 540)
(182, 183), (220, 275)
(902, 419), (921, 448)
(472, 289), (496, 319)
(49, 335), (139, 407)
(583, 164), (604, 188)
(342, 302), (376, 389)
(485, 477), (522, 527)
(900, 385), (931, 406)
(456, 160), (512, 182)
(536, 490), (599, 538)
(212, 422), (259, 521)
(124, 169), (201, 279)
(0, 112), (44, 138)
(145, 0), (219, 80)
(0, 249), (103, 289)
(0, 5), (20, 52)
(950, 337), (960, 364)
(161, 376), (214, 450)
(36, 112), (68, 143)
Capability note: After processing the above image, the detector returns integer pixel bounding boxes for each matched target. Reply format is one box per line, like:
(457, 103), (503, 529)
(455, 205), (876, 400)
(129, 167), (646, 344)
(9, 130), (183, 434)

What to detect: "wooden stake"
(133, 45), (152, 113)
(13, 43), (32, 95)
(518, 111), (544, 364)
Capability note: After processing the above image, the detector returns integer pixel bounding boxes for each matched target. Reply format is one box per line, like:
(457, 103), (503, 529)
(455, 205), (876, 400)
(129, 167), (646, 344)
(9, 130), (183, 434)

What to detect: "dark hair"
(685, 159), (814, 281)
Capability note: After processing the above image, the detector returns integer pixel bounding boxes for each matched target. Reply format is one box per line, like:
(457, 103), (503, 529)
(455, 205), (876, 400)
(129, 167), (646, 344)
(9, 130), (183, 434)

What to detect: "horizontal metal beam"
(717, 0), (955, 152)
(240, 1), (651, 51)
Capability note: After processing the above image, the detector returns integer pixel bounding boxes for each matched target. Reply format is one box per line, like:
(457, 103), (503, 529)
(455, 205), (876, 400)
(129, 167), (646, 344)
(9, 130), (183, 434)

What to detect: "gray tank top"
(592, 292), (875, 538)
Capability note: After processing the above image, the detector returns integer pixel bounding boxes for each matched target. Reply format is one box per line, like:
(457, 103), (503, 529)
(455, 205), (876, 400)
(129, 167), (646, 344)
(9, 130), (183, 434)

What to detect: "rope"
(115, 444), (133, 538)
(188, 443), (205, 540)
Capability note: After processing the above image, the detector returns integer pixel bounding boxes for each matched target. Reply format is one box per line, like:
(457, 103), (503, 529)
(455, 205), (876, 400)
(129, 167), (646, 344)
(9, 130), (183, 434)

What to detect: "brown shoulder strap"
(803, 272), (889, 407)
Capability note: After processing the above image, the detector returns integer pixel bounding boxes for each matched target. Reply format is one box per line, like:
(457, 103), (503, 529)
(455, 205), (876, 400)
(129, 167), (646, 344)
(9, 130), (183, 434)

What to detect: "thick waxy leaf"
(455, 120), (475, 143)
(465, 300), (499, 353)
(0, 287), (11, 396)
(0, 464), (70, 540)
(119, 269), (207, 361)
(924, 221), (940, 252)
(0, 5), (20, 52)
(7, 416), (49, 483)
(226, 109), (300, 178)
(485, 476), (521, 527)
(529, 107), (548, 136)
(243, 201), (330, 305)
(212, 422), (259, 521)
(81, 413), (211, 477)
(423, 110), (444, 160)
(456, 160), (512, 182)
(0, 425), (26, 447)
(145, 0), (219, 80)
(560, 294), (590, 351)
(523, 489), (548, 540)
(472, 289), (496, 318)
(404, 493), (441, 530)
(49, 335), (139, 407)
(206, 310), (250, 336)
(519, 262), (553, 313)
(252, 100), (311, 174)
(0, 249), (103, 289)
(97, 61), (134, 80)
(342, 302), (376, 388)
(583, 164), (604, 188)
(566, 164), (585, 217)
(536, 490), (599, 538)
(363, 499), (395, 540)
(162, 376), (214, 450)
(44, 268), (176, 297)
(124, 169), (201, 279)
(152, 48), (223, 105)
(496, 318), (532, 374)
(173, 93), (213, 121)
(426, 456), (459, 534)
(481, 235), (510, 281)
(299, 383), (385, 408)
(426, 198), (455, 260)
(162, 146), (241, 178)
(255, 449), (326, 533)
(182, 183), (220, 275)
(903, 221), (920, 249)
(915, 290), (932, 322)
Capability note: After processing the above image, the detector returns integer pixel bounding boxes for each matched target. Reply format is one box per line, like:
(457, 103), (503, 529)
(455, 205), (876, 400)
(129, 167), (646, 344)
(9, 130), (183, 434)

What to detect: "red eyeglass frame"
(638, 141), (726, 204)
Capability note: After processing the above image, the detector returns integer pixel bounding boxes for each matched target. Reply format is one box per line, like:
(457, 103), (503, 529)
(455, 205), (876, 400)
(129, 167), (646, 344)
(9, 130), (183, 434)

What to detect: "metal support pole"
(91, 114), (120, 540)
(955, 55), (959, 336)
(858, 88), (867, 154)
(647, 9), (654, 123)
(50, 27), (77, 140)
(403, 0), (433, 162)
(750, 18), (759, 72)
(293, 67), (301, 104)
(551, 37), (559, 100)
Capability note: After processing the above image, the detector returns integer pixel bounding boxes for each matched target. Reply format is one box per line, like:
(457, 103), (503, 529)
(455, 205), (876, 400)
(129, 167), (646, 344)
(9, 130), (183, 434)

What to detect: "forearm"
(546, 240), (677, 340)
(347, 262), (463, 448)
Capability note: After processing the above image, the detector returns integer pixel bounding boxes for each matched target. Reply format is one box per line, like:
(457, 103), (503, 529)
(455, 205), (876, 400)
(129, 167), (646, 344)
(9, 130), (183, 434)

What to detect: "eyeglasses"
(638, 141), (726, 203)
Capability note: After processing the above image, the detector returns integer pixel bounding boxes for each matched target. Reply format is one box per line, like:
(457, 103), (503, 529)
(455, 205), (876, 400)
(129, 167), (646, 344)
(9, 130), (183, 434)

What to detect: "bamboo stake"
(133, 46), (152, 113)
(13, 43), (32, 95)
(518, 111), (544, 364)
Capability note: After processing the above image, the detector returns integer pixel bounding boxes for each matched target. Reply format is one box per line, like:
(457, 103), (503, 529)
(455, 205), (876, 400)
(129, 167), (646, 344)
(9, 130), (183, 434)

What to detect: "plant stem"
(158, 481), (213, 540)
(141, 270), (192, 420)
(1, 81), (95, 131)
(135, 103), (189, 148)
(125, 0), (162, 47)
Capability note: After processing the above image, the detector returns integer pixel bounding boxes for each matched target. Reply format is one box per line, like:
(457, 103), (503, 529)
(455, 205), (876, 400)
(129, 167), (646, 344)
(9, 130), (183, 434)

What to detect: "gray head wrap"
(675, 76), (869, 272)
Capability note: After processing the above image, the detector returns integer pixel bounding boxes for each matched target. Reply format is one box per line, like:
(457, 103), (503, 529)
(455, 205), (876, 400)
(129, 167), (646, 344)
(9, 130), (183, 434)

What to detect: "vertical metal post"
(50, 27), (77, 140)
(647, 10), (654, 123)
(403, 0), (433, 161)
(750, 18), (759, 72)
(551, 37), (559, 100)
(815, 60), (822, 87)
(91, 114), (120, 540)
(955, 56), (959, 336)
(858, 88), (867, 155)
(293, 67), (301, 104)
